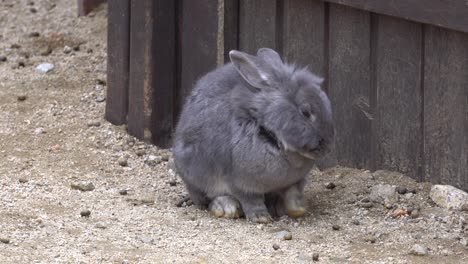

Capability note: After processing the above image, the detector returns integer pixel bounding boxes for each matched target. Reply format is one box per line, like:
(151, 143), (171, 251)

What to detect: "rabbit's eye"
(301, 110), (311, 118)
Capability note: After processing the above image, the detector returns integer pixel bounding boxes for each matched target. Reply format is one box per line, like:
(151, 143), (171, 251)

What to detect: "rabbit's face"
(258, 69), (334, 159)
(230, 48), (334, 160)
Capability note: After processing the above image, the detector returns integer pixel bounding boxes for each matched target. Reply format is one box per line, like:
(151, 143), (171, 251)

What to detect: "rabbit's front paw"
(285, 198), (306, 218)
(209, 196), (243, 219)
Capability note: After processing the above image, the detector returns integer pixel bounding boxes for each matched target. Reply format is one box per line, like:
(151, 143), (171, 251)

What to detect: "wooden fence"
(105, 0), (468, 191)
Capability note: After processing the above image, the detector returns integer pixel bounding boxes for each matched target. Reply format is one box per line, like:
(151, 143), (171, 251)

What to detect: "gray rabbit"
(173, 48), (334, 223)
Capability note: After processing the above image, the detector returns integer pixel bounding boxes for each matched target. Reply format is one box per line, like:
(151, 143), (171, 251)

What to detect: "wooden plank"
(128, 0), (150, 140)
(223, 0), (239, 62)
(105, 0), (130, 125)
(328, 4), (372, 169)
(423, 26), (468, 190)
(281, 0), (325, 75)
(150, 0), (177, 147)
(178, 0), (220, 119)
(77, 0), (106, 16)
(239, 0), (277, 54)
(373, 15), (423, 178)
(323, 0), (468, 34)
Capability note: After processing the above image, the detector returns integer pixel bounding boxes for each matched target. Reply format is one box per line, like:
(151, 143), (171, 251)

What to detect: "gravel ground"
(0, 1), (467, 263)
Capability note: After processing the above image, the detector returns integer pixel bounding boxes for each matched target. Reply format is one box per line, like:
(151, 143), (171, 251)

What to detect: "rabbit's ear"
(229, 50), (271, 90)
(256, 48), (283, 69)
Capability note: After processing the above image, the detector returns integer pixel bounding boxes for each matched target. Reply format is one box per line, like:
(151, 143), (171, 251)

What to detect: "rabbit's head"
(230, 48), (334, 159)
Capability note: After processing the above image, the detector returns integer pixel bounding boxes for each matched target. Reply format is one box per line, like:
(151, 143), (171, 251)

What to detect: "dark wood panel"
(373, 15), (423, 178)
(239, 0), (277, 54)
(424, 26), (468, 190)
(282, 0), (325, 75)
(323, 0), (468, 34)
(223, 0), (239, 63)
(328, 4), (372, 169)
(77, 0), (106, 16)
(150, 0), (177, 147)
(178, 0), (220, 118)
(105, 0), (130, 125)
(128, 0), (153, 140)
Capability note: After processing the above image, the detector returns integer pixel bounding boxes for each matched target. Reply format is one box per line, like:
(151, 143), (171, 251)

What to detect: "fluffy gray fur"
(173, 48), (334, 223)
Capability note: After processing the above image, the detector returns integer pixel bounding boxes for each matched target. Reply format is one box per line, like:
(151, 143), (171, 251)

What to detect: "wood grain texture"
(423, 26), (468, 190)
(373, 15), (423, 178)
(224, 0), (239, 62)
(105, 0), (130, 125)
(239, 0), (277, 54)
(128, 0), (150, 140)
(281, 0), (325, 75)
(150, 0), (177, 147)
(328, 4), (372, 169)
(178, 0), (220, 121)
(323, 0), (468, 34)
(77, 0), (106, 16)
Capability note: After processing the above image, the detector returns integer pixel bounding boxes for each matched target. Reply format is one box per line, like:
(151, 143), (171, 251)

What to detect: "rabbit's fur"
(173, 48), (334, 223)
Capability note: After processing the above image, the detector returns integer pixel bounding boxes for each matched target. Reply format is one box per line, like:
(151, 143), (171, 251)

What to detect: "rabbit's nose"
(308, 138), (326, 153)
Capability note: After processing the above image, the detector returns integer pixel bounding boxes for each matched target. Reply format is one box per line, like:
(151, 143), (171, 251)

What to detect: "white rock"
(36, 63), (54, 73)
(369, 184), (397, 203)
(430, 185), (468, 210)
(409, 244), (428, 256)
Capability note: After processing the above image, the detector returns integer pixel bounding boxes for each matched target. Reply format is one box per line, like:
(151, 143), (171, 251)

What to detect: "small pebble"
(332, 224), (340, 231)
(276, 230), (292, 240)
(312, 253), (319, 261)
(71, 182), (95, 192)
(409, 244), (428, 256)
(407, 187), (417, 194)
(17, 95), (27, 101)
(161, 154), (170, 162)
(0, 55), (7, 62)
(0, 237), (10, 244)
(96, 78), (106, 86)
(39, 46), (52, 56)
(360, 202), (373, 208)
(396, 186), (407, 194)
(461, 203), (468, 212)
(87, 120), (101, 127)
(136, 149), (146, 157)
(325, 182), (336, 190)
(119, 189), (128, 195)
(118, 158), (128, 167)
(36, 63), (54, 73)
(63, 45), (72, 54)
(95, 96), (106, 103)
(351, 219), (360, 225)
(34, 127), (45, 134)
(11, 44), (21, 49)
(30, 7), (37, 13)
(168, 178), (177, 186)
(18, 61), (25, 67)
(18, 177), (28, 183)
(28, 32), (40, 37)
(95, 223), (107, 229)
(410, 209), (420, 219)
(139, 235), (153, 244)
(272, 244), (280, 250)
(80, 209), (91, 217)
(364, 235), (376, 243)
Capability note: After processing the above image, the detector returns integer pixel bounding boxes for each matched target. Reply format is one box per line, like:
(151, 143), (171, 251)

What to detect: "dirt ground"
(0, 1), (467, 263)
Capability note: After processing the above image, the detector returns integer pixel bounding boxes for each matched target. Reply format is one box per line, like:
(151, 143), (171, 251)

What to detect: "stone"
(312, 253), (319, 261)
(430, 185), (468, 210)
(272, 244), (280, 250)
(276, 230), (292, 240)
(28, 32), (40, 37)
(17, 95), (27, 101)
(332, 224), (340, 231)
(80, 209), (91, 217)
(71, 182), (95, 192)
(18, 177), (28, 183)
(36, 63), (54, 73)
(87, 120), (101, 127)
(364, 235), (376, 243)
(369, 184), (397, 203)
(145, 155), (162, 167)
(135, 149), (146, 157)
(95, 96), (106, 103)
(63, 46), (72, 54)
(39, 46), (52, 56)
(0, 55), (7, 62)
(118, 157), (128, 167)
(396, 186), (407, 195)
(409, 244), (428, 256)
(461, 203), (468, 212)
(0, 237), (10, 244)
(325, 182), (336, 190)
(119, 189), (128, 195)
(34, 127), (45, 134)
